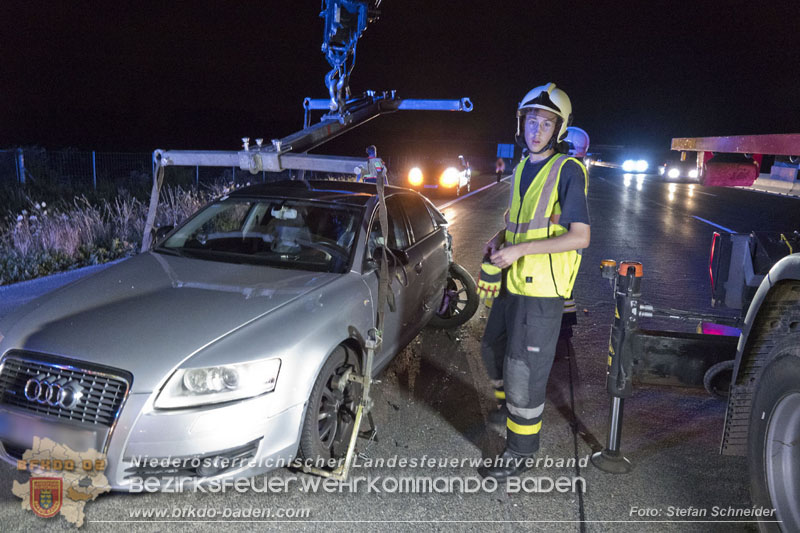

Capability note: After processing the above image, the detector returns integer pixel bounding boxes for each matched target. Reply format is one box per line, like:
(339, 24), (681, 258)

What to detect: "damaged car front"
(0, 183), (409, 490)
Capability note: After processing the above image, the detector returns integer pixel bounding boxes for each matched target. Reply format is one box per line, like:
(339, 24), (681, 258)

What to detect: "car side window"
(399, 194), (436, 243)
(367, 196), (410, 256)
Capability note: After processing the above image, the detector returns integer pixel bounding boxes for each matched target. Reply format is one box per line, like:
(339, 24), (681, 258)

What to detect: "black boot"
(478, 448), (533, 481)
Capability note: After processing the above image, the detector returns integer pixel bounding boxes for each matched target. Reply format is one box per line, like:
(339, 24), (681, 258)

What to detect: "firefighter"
(565, 126), (590, 160)
(560, 126), (591, 336)
(476, 83), (590, 480)
(361, 145), (388, 184)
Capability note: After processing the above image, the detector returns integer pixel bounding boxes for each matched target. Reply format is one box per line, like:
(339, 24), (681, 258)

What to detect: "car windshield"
(156, 197), (361, 274)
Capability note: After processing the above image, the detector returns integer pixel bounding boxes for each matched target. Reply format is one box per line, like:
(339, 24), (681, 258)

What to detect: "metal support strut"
(303, 152), (391, 481)
(591, 260), (641, 474)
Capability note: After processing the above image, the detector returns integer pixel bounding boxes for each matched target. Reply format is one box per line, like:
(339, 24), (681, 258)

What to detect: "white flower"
(22, 209), (28, 215)
(29, 215), (37, 222)
(34, 202), (41, 210)
(41, 202), (46, 208)
(16, 215), (23, 222)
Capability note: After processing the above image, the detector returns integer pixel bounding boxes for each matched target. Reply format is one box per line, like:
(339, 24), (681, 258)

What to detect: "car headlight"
(155, 359), (281, 409)
(688, 169), (699, 179)
(622, 160), (636, 172)
(635, 160), (649, 173)
(408, 167), (423, 186)
(440, 167), (459, 188)
(668, 168), (680, 179)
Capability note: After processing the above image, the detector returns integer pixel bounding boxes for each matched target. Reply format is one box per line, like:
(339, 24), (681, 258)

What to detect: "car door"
(397, 194), (449, 331)
(363, 195), (414, 369)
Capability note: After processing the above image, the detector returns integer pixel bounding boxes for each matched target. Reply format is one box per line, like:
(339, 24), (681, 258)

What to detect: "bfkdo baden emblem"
(30, 477), (63, 518)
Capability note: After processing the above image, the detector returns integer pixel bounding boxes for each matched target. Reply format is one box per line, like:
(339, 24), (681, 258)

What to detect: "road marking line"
(692, 216), (735, 233)
(437, 180), (504, 209)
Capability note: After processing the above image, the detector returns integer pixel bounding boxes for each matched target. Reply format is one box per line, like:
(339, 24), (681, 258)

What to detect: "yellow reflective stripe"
(507, 418), (542, 435)
(494, 390), (506, 400)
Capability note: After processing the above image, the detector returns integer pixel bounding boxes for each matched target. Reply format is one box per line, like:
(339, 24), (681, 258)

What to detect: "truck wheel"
(748, 340), (800, 533)
(427, 263), (479, 329)
(703, 359), (734, 400)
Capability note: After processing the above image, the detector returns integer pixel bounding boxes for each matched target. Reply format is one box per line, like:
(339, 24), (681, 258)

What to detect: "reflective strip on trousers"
(507, 418), (542, 436)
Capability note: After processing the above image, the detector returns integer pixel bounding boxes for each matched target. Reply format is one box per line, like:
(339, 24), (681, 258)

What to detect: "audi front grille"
(0, 353), (131, 427)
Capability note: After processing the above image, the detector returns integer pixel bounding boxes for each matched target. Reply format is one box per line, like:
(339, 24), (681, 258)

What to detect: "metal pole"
(606, 397), (625, 452)
(17, 148), (25, 185)
(92, 151), (97, 190)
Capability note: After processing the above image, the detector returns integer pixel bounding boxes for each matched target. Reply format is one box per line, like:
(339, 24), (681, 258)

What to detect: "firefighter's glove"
(477, 261), (502, 302)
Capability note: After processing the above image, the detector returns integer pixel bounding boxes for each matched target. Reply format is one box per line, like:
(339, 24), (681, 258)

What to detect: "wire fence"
(0, 147), (505, 215)
(0, 148), (300, 189)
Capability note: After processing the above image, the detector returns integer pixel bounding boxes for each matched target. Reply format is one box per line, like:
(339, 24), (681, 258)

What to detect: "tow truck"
(593, 133), (800, 532)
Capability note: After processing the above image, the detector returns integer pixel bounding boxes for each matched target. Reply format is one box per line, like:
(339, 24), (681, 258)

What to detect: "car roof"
(228, 180), (411, 207)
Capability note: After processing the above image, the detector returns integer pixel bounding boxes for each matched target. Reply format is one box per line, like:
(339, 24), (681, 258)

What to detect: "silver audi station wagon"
(0, 181), (477, 489)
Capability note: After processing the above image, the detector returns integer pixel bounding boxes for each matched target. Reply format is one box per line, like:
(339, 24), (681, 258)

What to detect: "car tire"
(703, 359), (734, 400)
(747, 337), (800, 533)
(427, 262), (479, 329)
(299, 345), (362, 462)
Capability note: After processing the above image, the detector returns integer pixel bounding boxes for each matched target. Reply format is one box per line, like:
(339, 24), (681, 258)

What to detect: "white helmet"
(516, 83), (573, 151)
(565, 126), (590, 158)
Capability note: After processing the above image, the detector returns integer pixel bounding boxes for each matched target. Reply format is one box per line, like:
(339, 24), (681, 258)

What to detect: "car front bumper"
(0, 390), (306, 490)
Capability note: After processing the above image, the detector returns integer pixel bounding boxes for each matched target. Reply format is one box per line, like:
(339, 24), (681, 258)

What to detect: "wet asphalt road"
(1, 169), (799, 531)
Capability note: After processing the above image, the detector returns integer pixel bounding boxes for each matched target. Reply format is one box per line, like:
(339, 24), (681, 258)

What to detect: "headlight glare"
(668, 168), (680, 179)
(688, 169), (699, 179)
(408, 167), (423, 186)
(440, 167), (459, 188)
(156, 359), (280, 409)
(622, 160), (636, 172)
(635, 160), (649, 173)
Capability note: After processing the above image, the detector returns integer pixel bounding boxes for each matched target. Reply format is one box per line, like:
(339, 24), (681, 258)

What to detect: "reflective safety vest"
(362, 156), (387, 184)
(504, 154), (588, 298)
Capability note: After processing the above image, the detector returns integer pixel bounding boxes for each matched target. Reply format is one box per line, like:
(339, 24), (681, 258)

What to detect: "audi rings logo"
(23, 374), (83, 409)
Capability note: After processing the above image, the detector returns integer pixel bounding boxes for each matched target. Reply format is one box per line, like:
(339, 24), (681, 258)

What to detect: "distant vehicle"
(0, 180), (479, 490)
(404, 155), (471, 196)
(621, 158), (650, 173)
(657, 159), (700, 181)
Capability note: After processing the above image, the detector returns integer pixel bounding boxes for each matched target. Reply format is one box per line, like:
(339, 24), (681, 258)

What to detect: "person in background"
(495, 157), (506, 183)
(360, 145), (388, 184)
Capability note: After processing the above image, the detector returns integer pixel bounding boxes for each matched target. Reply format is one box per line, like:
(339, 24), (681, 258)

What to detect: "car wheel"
(427, 262), (479, 329)
(748, 338), (800, 533)
(299, 346), (362, 462)
(703, 359), (734, 400)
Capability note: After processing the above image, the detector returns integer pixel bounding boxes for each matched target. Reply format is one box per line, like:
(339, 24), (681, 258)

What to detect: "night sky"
(2, 1), (799, 158)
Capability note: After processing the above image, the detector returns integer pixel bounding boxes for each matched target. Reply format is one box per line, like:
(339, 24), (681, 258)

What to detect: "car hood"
(2, 252), (339, 390)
